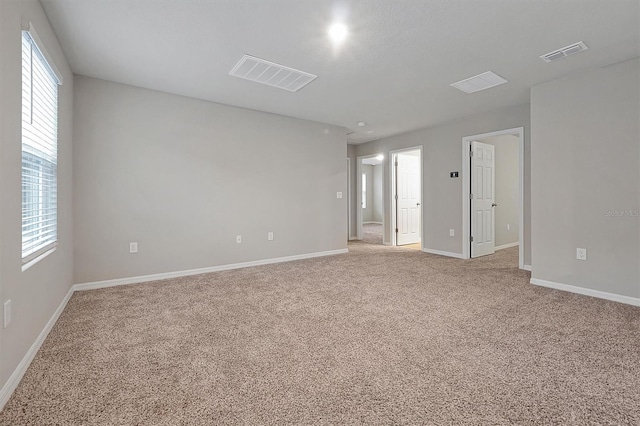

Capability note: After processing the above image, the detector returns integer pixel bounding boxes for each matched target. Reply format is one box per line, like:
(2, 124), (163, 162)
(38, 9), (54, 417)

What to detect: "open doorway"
(357, 154), (384, 245)
(462, 127), (524, 269)
(390, 147), (422, 249)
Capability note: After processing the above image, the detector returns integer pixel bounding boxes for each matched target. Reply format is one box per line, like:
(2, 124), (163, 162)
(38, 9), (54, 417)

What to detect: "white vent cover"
(450, 71), (508, 94)
(229, 54), (317, 92)
(540, 41), (589, 63)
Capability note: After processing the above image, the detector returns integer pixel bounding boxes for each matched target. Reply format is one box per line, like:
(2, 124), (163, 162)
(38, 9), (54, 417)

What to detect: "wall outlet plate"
(576, 248), (587, 261)
(449, 229), (455, 237)
(268, 232), (274, 241)
(129, 242), (138, 253)
(236, 235), (242, 244)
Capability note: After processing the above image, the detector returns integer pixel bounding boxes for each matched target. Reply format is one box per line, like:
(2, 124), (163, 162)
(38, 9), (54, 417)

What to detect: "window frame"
(21, 24), (62, 268)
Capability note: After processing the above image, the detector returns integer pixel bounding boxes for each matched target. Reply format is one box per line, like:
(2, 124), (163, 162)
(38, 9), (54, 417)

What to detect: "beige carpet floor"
(1, 244), (639, 425)
(362, 223), (383, 245)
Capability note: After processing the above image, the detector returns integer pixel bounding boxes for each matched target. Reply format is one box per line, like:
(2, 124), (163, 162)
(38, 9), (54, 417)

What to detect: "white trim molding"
(495, 241), (519, 251)
(0, 286), (75, 411)
(522, 265), (532, 271)
(531, 278), (640, 307)
(422, 248), (465, 259)
(74, 249), (348, 291)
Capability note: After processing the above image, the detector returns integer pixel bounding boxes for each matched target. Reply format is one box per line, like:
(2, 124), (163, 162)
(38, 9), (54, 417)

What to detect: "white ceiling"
(41, 0), (640, 144)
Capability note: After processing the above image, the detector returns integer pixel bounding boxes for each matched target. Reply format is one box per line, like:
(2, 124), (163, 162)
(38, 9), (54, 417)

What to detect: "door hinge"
(395, 228), (398, 233)
(471, 236), (474, 242)
(395, 161), (398, 167)
(469, 150), (473, 157)
(395, 194), (398, 200)
(469, 193), (473, 199)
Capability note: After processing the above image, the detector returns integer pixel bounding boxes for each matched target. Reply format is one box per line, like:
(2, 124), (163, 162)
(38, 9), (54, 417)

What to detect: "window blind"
(21, 30), (60, 264)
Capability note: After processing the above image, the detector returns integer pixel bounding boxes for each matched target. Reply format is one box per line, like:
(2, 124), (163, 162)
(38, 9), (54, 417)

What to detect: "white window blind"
(21, 30), (60, 264)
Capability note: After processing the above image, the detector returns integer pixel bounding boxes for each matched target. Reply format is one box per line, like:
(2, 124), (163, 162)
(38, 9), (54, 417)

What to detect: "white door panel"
(471, 141), (495, 257)
(396, 153), (421, 245)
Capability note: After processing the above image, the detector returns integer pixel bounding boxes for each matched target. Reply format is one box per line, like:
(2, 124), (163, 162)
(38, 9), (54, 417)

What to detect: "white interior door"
(471, 141), (495, 257)
(396, 153), (421, 245)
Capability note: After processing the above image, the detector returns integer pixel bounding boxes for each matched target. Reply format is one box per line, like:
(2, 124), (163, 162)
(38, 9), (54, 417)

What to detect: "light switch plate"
(337, 192), (343, 199)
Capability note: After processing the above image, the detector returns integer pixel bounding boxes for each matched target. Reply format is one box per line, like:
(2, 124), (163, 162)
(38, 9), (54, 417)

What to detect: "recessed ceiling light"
(328, 23), (348, 44)
(357, 121), (366, 127)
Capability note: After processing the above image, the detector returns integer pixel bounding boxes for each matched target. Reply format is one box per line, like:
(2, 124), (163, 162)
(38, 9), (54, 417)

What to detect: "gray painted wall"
(482, 134), (519, 248)
(73, 76), (347, 284)
(355, 103), (531, 262)
(531, 58), (640, 298)
(0, 0), (74, 393)
(372, 165), (383, 223)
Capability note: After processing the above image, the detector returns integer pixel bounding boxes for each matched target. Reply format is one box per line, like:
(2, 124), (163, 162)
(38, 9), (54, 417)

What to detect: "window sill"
(22, 246), (57, 272)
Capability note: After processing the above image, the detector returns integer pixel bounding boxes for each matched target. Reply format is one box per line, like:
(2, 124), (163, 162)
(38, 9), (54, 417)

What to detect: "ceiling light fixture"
(328, 22), (348, 44)
(376, 155), (384, 161)
(357, 121), (366, 127)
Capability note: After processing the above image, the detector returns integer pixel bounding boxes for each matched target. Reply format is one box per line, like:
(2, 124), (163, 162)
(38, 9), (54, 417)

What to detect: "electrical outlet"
(337, 192), (343, 199)
(236, 235), (242, 244)
(576, 248), (587, 261)
(507, 224), (511, 231)
(129, 242), (138, 253)
(268, 232), (274, 241)
(449, 229), (455, 237)
(4, 300), (12, 328)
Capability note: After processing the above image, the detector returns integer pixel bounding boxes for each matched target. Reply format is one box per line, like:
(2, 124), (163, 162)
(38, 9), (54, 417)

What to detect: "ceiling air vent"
(450, 71), (508, 94)
(229, 54), (317, 92)
(540, 41), (589, 63)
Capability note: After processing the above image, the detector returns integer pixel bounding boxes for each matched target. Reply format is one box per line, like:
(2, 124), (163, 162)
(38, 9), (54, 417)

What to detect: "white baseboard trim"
(0, 286), (74, 411)
(522, 264), (532, 271)
(530, 278), (640, 307)
(348, 236), (358, 241)
(422, 248), (465, 259)
(495, 242), (519, 251)
(74, 248), (349, 291)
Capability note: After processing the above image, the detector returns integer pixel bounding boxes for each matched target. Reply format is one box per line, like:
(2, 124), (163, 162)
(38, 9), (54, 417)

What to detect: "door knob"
(416, 203), (421, 206)
(492, 203), (498, 207)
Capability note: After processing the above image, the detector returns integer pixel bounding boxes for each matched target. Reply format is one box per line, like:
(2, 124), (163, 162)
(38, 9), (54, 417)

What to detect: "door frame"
(347, 157), (352, 240)
(356, 153), (386, 241)
(390, 146), (423, 248)
(461, 127), (524, 269)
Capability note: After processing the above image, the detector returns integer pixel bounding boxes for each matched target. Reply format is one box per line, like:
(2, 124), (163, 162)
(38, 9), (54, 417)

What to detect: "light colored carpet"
(1, 244), (639, 425)
(362, 223), (383, 244)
